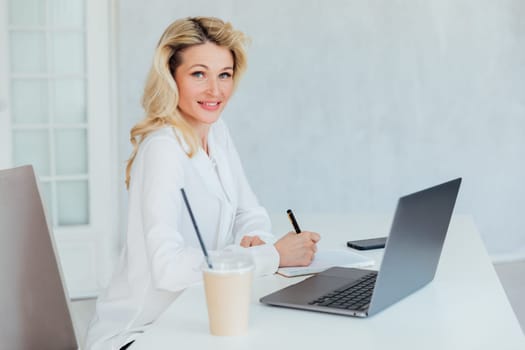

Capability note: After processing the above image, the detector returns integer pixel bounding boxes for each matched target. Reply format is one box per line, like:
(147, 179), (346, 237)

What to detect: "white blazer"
(85, 120), (279, 350)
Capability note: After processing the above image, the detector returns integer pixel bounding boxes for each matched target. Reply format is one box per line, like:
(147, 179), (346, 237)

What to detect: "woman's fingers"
(240, 235), (266, 247)
(240, 236), (251, 247)
(274, 231), (322, 267)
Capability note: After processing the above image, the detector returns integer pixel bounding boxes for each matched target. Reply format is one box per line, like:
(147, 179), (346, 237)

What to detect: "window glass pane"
(13, 129), (50, 176)
(55, 128), (88, 175)
(53, 79), (86, 123)
(57, 180), (89, 225)
(49, 0), (84, 27)
(8, 0), (46, 26)
(11, 79), (49, 124)
(39, 181), (54, 226)
(50, 31), (84, 75)
(9, 31), (47, 74)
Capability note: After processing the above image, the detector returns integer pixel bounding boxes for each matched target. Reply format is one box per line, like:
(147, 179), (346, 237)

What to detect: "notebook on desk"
(277, 249), (374, 277)
(261, 178), (461, 317)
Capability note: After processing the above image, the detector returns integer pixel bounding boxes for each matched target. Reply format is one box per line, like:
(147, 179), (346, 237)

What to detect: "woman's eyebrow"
(189, 64), (208, 70)
(188, 64), (234, 71)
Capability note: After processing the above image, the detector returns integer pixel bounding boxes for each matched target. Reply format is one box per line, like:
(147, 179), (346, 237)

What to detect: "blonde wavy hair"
(125, 17), (249, 189)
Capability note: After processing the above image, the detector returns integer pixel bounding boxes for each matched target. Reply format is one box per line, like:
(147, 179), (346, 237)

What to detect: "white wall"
(118, 0), (525, 260)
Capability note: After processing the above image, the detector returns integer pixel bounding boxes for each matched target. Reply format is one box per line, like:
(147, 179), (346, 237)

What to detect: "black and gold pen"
(286, 209), (302, 234)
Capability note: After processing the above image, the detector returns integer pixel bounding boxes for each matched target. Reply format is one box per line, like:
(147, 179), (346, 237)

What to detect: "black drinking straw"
(180, 188), (213, 269)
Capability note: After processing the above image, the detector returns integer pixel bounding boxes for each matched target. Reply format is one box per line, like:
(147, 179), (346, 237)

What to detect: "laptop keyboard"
(308, 271), (377, 311)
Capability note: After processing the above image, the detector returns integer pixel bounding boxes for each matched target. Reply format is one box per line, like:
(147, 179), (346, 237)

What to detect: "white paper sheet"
(277, 249), (374, 277)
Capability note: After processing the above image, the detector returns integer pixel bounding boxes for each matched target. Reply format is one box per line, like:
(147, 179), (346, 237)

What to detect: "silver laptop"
(0, 165), (78, 349)
(260, 178), (461, 317)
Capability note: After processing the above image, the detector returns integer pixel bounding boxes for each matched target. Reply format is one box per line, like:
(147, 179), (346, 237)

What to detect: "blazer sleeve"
(220, 123), (280, 274)
(139, 137), (204, 292)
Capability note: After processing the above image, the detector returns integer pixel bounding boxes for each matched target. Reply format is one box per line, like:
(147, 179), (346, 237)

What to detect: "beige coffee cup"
(202, 252), (254, 336)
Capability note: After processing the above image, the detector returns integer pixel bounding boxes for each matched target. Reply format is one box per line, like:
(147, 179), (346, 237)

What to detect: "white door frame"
(0, 0), (119, 299)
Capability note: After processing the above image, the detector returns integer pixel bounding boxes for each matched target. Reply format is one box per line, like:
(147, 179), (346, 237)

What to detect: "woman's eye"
(191, 71), (205, 79)
(219, 72), (232, 79)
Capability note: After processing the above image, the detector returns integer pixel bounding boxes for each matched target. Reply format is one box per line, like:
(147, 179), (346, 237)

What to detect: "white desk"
(131, 215), (525, 349)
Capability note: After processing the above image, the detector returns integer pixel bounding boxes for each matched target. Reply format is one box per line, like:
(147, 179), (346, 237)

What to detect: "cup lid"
(202, 251), (254, 273)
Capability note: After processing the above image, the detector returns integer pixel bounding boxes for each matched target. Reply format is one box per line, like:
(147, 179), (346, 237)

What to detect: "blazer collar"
(173, 125), (235, 205)
(208, 128), (235, 206)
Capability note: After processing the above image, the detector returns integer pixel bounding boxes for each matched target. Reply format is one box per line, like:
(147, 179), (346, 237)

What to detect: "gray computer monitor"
(0, 165), (78, 350)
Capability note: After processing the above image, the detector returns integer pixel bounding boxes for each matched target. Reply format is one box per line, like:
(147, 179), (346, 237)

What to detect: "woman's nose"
(205, 77), (220, 95)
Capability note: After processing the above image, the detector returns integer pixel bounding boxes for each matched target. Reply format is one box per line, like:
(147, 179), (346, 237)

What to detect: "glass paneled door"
(0, 0), (117, 298)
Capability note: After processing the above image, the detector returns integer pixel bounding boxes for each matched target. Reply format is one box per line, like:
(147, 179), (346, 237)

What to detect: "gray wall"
(118, 0), (525, 259)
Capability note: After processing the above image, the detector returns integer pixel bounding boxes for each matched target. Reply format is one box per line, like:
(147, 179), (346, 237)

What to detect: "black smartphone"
(347, 237), (387, 250)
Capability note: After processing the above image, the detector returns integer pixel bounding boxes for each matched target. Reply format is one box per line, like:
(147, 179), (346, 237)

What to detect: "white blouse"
(85, 119), (279, 350)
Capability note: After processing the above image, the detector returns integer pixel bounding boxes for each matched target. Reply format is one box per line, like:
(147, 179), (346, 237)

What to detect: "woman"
(85, 17), (320, 350)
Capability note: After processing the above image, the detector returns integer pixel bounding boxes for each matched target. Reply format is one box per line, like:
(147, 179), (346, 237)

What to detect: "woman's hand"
(274, 231), (321, 267)
(240, 235), (266, 247)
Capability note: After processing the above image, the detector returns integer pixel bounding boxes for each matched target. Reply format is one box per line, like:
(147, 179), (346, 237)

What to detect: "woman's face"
(174, 42), (235, 132)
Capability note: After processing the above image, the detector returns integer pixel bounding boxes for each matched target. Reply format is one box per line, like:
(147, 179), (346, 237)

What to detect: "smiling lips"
(198, 101), (221, 111)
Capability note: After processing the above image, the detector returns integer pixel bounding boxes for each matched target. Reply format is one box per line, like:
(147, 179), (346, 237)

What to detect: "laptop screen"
(0, 165), (78, 349)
